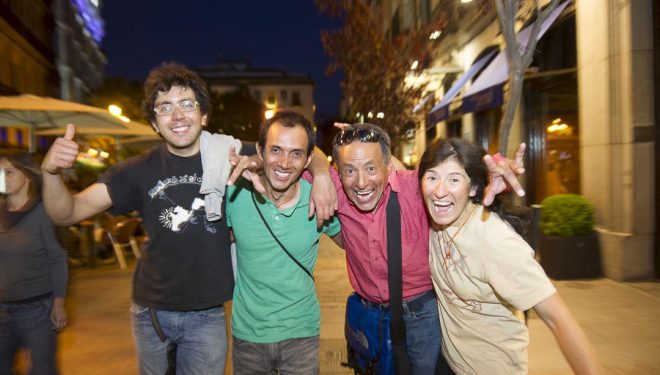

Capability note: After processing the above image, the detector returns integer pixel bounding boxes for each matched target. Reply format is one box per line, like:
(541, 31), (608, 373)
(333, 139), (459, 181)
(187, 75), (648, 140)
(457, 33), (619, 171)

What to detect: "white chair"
(106, 218), (143, 269)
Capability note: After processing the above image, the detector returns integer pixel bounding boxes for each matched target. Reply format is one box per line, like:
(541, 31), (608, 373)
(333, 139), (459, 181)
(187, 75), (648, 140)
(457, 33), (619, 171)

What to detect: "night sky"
(101, 0), (343, 118)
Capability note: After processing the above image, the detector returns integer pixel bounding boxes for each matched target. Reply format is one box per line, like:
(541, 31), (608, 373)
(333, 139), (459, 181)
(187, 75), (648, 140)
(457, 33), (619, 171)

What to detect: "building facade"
(0, 0), (106, 149)
(197, 60), (316, 123)
(378, 0), (657, 280)
(54, 0), (106, 102)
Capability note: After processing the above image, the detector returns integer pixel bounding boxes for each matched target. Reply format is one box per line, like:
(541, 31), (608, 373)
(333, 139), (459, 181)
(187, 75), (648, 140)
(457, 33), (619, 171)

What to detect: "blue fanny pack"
(344, 293), (395, 375)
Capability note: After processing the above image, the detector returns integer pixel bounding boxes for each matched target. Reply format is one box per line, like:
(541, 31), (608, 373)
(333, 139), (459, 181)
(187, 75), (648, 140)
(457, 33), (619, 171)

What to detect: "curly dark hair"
(141, 62), (212, 124)
(418, 138), (524, 234)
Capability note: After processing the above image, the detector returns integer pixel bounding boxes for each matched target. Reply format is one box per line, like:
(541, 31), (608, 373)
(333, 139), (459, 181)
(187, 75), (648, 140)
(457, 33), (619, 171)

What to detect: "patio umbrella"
(0, 94), (134, 152)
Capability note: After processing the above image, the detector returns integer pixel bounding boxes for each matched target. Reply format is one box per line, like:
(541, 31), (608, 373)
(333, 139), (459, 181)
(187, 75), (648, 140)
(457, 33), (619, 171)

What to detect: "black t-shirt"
(100, 144), (234, 311)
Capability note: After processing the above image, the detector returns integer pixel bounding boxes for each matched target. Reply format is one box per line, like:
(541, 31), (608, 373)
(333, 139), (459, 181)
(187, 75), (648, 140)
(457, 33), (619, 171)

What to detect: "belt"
(1, 292), (52, 305)
(357, 290), (435, 313)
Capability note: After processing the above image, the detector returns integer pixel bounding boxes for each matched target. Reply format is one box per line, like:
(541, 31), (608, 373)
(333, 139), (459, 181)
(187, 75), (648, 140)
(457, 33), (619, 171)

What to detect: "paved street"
(44, 236), (660, 374)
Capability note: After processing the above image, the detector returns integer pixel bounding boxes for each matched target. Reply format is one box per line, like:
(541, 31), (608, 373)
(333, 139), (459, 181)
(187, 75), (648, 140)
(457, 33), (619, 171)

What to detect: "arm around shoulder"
(533, 293), (603, 375)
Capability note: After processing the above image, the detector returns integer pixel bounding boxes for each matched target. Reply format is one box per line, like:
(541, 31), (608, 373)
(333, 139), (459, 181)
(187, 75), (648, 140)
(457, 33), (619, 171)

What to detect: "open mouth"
(353, 189), (375, 202)
(274, 170), (292, 180)
(170, 124), (191, 134)
(432, 200), (454, 214)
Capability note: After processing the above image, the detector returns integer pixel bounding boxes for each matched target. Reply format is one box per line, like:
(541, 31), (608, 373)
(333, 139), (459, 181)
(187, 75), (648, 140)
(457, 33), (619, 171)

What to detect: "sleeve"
(40, 208), (68, 298)
(323, 214), (342, 238)
(225, 185), (235, 228)
(99, 157), (140, 215)
(485, 233), (556, 311)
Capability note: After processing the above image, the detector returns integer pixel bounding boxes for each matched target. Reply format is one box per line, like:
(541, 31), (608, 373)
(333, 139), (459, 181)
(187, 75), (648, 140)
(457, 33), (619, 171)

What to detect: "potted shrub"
(538, 194), (601, 279)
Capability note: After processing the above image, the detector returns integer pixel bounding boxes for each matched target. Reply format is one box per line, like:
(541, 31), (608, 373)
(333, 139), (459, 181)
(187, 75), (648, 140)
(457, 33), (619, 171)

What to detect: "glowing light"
(376, 112), (385, 119)
(461, 0), (473, 3)
(327, 155), (333, 163)
(356, 112), (361, 118)
(429, 30), (442, 40)
(367, 112), (374, 118)
(108, 104), (122, 117)
(86, 148), (99, 157)
(410, 60), (419, 70)
(265, 109), (275, 119)
(99, 151), (109, 159)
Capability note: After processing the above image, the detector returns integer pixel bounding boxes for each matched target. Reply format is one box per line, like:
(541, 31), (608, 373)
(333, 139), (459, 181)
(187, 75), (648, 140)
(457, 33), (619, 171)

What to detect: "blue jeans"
(0, 297), (58, 375)
(130, 303), (227, 375)
(402, 291), (442, 375)
(232, 336), (320, 375)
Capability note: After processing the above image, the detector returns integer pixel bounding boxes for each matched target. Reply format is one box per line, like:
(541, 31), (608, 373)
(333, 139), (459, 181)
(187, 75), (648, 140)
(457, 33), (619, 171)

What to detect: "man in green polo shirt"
(226, 110), (342, 374)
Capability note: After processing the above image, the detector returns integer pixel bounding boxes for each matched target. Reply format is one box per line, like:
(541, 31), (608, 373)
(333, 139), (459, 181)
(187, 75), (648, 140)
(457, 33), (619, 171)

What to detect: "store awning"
(412, 93), (434, 114)
(427, 49), (499, 124)
(461, 0), (571, 114)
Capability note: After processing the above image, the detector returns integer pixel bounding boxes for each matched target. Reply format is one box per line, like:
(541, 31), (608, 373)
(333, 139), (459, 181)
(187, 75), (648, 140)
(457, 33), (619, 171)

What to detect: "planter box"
(539, 232), (601, 280)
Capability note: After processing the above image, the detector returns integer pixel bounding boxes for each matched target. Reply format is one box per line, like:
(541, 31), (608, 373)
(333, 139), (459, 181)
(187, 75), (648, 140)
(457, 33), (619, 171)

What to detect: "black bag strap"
(251, 191), (314, 281)
(386, 191), (411, 374)
(149, 308), (177, 375)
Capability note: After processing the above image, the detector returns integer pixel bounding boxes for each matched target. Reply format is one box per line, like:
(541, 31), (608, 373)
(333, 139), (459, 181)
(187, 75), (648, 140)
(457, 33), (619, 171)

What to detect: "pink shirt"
(330, 168), (432, 303)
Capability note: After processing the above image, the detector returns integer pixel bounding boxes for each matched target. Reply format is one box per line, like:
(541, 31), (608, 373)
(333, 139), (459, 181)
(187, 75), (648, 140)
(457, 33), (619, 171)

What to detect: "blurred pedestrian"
(0, 150), (68, 375)
(418, 138), (601, 375)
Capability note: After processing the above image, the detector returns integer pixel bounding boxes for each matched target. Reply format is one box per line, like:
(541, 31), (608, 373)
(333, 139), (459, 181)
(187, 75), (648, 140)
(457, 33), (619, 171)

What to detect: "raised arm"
(307, 147), (338, 227)
(41, 124), (112, 225)
(482, 142), (527, 206)
(533, 293), (603, 375)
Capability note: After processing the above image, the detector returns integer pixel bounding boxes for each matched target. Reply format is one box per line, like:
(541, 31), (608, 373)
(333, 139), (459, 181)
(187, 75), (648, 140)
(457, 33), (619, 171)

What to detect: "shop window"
(474, 108), (501, 155)
(447, 119), (462, 138)
(524, 74), (580, 203)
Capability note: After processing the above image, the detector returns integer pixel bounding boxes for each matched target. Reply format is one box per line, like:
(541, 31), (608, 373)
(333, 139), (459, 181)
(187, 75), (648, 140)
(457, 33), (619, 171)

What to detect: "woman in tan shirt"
(418, 138), (601, 375)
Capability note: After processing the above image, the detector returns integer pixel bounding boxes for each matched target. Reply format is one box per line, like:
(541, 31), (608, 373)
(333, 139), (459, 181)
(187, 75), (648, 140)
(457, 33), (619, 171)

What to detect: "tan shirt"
(429, 204), (556, 375)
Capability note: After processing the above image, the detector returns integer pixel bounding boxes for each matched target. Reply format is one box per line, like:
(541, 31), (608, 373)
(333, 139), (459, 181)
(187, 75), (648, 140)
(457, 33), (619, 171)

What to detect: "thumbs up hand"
(41, 124), (80, 175)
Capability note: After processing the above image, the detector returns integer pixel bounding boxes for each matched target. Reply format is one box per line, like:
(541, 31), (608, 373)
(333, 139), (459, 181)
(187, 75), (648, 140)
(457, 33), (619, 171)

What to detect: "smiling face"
(258, 122), (313, 196)
(151, 85), (207, 157)
(421, 158), (477, 228)
(336, 142), (389, 212)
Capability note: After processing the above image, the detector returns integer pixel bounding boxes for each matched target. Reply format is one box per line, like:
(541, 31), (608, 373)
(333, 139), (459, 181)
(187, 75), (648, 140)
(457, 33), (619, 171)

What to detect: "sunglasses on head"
(334, 128), (381, 146)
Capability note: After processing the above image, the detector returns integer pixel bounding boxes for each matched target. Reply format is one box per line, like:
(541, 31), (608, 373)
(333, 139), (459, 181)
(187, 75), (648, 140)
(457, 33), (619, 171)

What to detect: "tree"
(317, 0), (446, 154)
(89, 78), (144, 122)
(494, 0), (561, 155)
(208, 86), (264, 142)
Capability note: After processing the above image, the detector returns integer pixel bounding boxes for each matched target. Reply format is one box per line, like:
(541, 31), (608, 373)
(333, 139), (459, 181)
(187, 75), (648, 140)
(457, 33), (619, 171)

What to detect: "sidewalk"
(53, 236), (660, 374)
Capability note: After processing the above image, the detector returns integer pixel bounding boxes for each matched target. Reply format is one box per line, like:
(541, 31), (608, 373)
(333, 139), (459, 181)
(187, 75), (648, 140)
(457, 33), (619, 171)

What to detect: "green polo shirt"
(226, 178), (341, 343)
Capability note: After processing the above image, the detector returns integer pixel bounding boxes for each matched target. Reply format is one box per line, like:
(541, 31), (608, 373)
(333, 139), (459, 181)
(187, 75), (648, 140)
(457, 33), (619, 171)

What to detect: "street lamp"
(108, 104), (130, 122)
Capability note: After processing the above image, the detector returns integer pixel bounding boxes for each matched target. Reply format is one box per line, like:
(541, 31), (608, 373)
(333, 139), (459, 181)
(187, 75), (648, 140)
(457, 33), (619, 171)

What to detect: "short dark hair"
(332, 123), (391, 164)
(258, 110), (315, 155)
(141, 62), (212, 124)
(0, 150), (42, 200)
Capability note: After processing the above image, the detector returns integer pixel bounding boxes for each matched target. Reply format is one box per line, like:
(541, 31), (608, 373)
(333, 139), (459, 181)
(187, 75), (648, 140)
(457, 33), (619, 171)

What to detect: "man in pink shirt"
(331, 123), (525, 374)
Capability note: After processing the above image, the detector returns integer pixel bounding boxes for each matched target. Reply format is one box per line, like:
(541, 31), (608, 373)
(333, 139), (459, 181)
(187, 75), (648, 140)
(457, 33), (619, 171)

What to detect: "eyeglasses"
(154, 100), (199, 116)
(334, 128), (381, 146)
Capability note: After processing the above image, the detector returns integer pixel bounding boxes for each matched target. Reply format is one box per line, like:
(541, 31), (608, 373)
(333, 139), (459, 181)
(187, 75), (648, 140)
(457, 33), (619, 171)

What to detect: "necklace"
(438, 203), (476, 271)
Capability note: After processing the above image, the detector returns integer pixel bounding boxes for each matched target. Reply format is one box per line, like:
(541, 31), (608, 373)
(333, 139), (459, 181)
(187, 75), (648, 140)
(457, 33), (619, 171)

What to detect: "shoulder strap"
(386, 191), (412, 374)
(251, 191), (314, 281)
